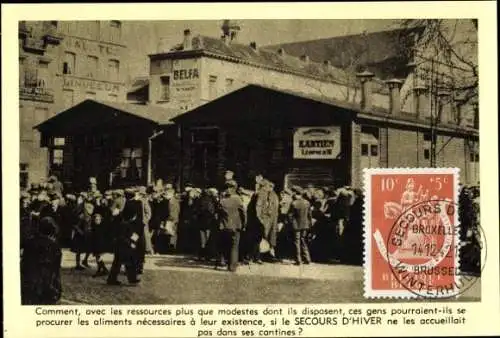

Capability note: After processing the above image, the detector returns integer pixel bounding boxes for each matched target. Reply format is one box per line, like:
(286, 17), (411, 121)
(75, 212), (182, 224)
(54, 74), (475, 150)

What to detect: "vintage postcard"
(2, 2), (498, 338)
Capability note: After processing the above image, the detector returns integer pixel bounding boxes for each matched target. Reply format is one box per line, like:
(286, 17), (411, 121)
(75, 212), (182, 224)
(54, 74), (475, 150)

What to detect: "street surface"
(59, 250), (481, 304)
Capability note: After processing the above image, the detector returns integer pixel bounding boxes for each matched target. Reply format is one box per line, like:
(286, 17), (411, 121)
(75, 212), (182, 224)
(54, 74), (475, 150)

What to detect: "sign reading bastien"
(293, 127), (341, 159)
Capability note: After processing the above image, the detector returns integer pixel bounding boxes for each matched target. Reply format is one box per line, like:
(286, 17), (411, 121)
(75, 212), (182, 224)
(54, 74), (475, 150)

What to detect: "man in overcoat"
(217, 180), (246, 272)
(288, 186), (312, 265)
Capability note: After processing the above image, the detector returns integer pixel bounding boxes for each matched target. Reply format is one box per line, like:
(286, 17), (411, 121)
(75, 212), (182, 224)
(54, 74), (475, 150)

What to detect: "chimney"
(356, 70), (375, 111)
(437, 91), (452, 124)
(413, 85), (428, 119)
(221, 19), (240, 44)
(277, 48), (286, 57)
(183, 29), (192, 50)
(386, 79), (403, 115)
(300, 54), (310, 63)
(249, 41), (258, 51)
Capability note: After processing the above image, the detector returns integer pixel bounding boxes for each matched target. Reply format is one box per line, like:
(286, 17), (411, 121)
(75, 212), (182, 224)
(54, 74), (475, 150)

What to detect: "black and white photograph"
(17, 17), (481, 305)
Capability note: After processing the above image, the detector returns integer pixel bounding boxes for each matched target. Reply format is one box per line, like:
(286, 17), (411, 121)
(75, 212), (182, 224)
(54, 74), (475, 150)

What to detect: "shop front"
(172, 84), (355, 191)
(35, 99), (180, 192)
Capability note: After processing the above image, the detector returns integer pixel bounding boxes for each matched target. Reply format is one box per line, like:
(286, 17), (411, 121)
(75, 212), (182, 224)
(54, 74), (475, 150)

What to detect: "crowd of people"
(19, 172), (480, 305)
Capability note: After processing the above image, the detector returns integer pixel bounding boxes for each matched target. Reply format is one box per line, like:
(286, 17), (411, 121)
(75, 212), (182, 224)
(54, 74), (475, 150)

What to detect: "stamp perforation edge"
(362, 167), (461, 299)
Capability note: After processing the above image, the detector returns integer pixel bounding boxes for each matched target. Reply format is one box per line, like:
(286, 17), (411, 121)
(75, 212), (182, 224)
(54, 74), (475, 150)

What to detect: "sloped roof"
(127, 76), (149, 94)
(263, 27), (424, 80)
(168, 35), (354, 86)
(35, 100), (181, 134)
(171, 83), (365, 126)
(98, 100), (180, 124)
(162, 34), (392, 94)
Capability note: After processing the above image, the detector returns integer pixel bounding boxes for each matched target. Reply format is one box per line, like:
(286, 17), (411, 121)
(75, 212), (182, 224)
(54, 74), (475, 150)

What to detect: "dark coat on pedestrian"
(289, 198), (312, 231)
(21, 217), (62, 305)
(219, 193), (246, 232)
(197, 192), (219, 230)
(71, 202), (93, 253)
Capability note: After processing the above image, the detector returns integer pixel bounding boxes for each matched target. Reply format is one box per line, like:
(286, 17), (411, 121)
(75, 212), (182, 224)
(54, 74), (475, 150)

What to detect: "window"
(63, 90), (74, 107)
(120, 147), (143, 179)
(361, 144), (369, 156)
(225, 78), (234, 91)
(88, 21), (99, 40)
(424, 149), (430, 160)
(109, 21), (121, 43)
(53, 137), (65, 146)
(423, 132), (432, 142)
(209, 75), (217, 99)
(360, 125), (379, 168)
(67, 21), (78, 35)
(108, 59), (119, 81)
(86, 55), (98, 78)
(37, 62), (49, 88)
(108, 94), (118, 102)
(63, 52), (76, 74)
(52, 149), (64, 165)
(160, 76), (170, 101)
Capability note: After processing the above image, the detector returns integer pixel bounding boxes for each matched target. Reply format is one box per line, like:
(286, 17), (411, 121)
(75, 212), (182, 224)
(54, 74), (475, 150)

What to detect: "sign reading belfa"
(173, 68), (199, 81)
(293, 127), (341, 159)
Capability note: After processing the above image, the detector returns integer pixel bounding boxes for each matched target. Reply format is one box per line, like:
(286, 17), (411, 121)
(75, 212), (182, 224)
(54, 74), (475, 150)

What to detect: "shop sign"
(171, 59), (200, 103)
(293, 127), (341, 159)
(64, 36), (119, 56)
(63, 76), (121, 93)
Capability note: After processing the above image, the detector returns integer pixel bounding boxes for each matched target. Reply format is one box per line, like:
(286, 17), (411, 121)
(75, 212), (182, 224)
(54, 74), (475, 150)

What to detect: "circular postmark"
(385, 199), (486, 299)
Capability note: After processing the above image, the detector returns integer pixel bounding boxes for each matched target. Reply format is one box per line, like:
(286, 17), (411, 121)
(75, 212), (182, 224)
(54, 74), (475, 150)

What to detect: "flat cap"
(291, 185), (304, 195)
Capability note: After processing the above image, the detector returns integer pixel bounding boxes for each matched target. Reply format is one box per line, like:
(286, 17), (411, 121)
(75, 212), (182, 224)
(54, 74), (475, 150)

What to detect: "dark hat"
(291, 185), (303, 195)
(124, 187), (136, 197)
(225, 180), (238, 189)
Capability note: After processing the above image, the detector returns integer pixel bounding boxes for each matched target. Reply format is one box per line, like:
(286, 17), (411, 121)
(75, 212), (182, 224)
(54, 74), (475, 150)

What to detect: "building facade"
(19, 20), (127, 188)
(36, 21), (479, 192)
(145, 22), (479, 189)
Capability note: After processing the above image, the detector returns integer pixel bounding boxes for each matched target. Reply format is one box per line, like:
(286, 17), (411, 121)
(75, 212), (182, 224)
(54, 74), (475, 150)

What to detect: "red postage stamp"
(363, 168), (460, 298)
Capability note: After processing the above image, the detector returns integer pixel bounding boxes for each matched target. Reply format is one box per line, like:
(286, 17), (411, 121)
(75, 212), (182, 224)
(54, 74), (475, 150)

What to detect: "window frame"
(160, 75), (171, 101)
(108, 59), (120, 82)
(63, 51), (76, 75)
(86, 55), (99, 79)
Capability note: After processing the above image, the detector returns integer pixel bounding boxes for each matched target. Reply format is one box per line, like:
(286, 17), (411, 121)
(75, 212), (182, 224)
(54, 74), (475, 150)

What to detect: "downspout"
(147, 129), (164, 186)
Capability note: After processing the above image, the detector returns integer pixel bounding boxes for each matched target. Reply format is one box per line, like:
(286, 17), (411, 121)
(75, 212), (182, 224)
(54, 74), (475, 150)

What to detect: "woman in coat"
(21, 216), (62, 305)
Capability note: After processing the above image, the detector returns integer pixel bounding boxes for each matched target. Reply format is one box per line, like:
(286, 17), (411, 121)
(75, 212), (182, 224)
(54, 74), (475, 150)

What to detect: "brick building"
(36, 21), (479, 191)
(19, 20), (127, 188)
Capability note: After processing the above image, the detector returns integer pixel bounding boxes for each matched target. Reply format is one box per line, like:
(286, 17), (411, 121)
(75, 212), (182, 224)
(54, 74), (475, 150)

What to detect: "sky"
(122, 19), (401, 81)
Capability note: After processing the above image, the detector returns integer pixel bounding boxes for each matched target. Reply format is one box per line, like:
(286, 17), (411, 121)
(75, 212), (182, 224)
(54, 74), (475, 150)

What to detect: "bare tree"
(399, 19), (478, 107)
